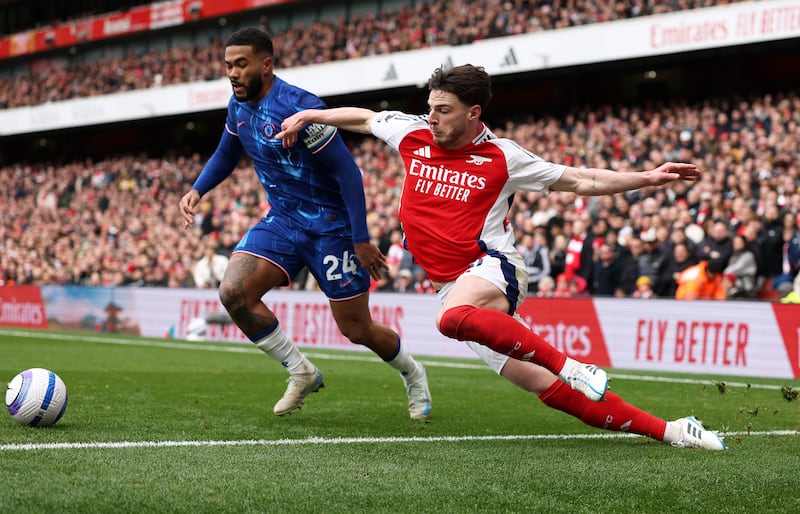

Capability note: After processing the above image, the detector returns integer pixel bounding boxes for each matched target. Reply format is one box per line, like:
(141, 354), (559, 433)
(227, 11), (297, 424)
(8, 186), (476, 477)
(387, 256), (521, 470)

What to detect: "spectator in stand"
(553, 272), (587, 298)
(661, 242), (698, 298)
(530, 196), (558, 228)
(695, 219), (733, 267)
(517, 231), (551, 294)
(581, 217), (608, 293)
(145, 265), (169, 287)
(675, 258), (728, 300)
(193, 240), (229, 289)
(552, 273), (572, 298)
(548, 232), (568, 280)
(536, 275), (555, 297)
(695, 191), (714, 225)
(606, 208), (632, 248)
(638, 228), (670, 296)
(217, 231), (238, 257)
(393, 269), (415, 293)
(723, 235), (758, 298)
(603, 228), (625, 259)
(168, 263), (196, 288)
(632, 276), (656, 299)
(618, 235), (644, 296)
(412, 266), (436, 294)
(564, 217), (591, 282)
(567, 275), (588, 296)
(662, 221), (695, 261)
(564, 215), (592, 284)
(592, 243), (624, 297)
(775, 210), (800, 294)
(385, 228), (414, 282)
(755, 203), (784, 287)
(779, 272), (800, 304)
(369, 268), (393, 293)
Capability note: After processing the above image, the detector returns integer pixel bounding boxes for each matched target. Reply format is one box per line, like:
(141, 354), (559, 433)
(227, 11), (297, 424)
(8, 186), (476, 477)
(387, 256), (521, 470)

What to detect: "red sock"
(539, 380), (667, 440)
(439, 305), (566, 374)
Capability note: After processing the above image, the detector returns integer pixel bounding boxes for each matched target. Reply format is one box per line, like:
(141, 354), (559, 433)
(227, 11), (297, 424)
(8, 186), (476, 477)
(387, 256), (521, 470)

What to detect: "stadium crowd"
(1, 0), (795, 301)
(2, 88), (798, 301)
(0, 0), (747, 109)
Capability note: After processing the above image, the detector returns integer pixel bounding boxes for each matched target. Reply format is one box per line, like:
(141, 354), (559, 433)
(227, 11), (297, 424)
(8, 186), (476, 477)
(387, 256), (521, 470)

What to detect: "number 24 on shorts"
(323, 250), (358, 281)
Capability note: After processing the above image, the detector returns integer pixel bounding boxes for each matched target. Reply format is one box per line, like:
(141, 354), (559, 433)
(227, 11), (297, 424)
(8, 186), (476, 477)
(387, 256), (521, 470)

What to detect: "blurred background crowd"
(0, 0), (747, 109)
(1, 0), (798, 302)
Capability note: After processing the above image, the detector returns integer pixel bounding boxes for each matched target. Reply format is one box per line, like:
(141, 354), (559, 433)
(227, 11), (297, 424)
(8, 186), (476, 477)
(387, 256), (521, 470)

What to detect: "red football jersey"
(370, 112), (565, 282)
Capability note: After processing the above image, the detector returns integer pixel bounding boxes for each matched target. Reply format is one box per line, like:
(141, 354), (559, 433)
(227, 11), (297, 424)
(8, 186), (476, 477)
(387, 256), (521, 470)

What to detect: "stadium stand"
(1, 0), (797, 301)
(0, 1), (151, 35)
(0, 0), (750, 107)
(3, 88), (797, 297)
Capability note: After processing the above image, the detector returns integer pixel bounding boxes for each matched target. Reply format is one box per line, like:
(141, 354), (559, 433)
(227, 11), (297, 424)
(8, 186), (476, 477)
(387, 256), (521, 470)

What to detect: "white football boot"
(404, 365), (431, 420)
(273, 368), (325, 416)
(564, 363), (608, 402)
(671, 416), (727, 450)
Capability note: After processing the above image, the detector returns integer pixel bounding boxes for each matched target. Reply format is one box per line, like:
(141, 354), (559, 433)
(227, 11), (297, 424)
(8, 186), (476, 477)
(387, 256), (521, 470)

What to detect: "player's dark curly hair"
(427, 64), (492, 112)
(226, 27), (274, 56)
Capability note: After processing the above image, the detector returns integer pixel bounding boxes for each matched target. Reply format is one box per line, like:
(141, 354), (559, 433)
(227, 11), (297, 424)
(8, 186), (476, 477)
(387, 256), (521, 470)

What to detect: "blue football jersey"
(223, 76), (352, 234)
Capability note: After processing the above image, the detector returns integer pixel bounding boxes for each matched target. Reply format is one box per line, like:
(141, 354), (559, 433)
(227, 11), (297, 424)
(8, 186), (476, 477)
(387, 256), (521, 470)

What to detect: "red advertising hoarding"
(0, 286), (47, 329)
(0, 0), (296, 60)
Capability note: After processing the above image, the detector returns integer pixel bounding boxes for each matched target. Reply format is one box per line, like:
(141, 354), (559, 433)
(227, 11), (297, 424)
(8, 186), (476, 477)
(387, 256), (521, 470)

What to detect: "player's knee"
(218, 282), (243, 314)
(438, 305), (476, 340)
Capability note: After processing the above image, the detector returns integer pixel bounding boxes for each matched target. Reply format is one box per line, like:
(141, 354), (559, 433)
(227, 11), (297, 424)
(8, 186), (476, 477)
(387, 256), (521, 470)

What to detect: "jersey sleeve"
(286, 90), (371, 243)
(369, 111), (429, 150)
(493, 138), (566, 193)
(192, 99), (245, 195)
(300, 123), (340, 154)
(310, 133), (371, 243)
(282, 88), (337, 153)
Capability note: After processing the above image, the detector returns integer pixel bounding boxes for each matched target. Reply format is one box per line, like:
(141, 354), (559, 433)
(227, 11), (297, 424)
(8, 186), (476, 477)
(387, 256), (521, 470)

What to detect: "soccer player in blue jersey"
(178, 27), (431, 419)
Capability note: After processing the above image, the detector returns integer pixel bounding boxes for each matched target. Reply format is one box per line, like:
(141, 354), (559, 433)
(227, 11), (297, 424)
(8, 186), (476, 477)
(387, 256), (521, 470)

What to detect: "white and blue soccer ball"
(6, 368), (68, 427)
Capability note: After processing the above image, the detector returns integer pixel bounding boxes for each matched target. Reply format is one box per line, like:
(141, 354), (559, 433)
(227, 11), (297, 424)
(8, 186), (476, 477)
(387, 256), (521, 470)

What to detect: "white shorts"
(436, 249), (530, 374)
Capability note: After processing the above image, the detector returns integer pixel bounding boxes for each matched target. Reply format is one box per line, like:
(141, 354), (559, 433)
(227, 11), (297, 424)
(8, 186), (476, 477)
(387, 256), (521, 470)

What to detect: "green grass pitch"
(1, 328), (798, 513)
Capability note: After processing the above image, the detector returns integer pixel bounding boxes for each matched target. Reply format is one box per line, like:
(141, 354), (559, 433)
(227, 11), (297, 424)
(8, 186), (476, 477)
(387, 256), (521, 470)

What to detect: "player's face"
(224, 45), (273, 103)
(427, 90), (480, 149)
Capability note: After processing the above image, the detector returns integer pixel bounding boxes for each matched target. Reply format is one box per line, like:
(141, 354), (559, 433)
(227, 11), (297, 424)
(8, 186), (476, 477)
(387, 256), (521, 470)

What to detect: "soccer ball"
(5, 368), (68, 427)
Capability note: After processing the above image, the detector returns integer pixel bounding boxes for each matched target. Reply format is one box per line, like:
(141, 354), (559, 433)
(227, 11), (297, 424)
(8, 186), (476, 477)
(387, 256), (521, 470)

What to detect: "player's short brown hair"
(427, 64), (492, 112)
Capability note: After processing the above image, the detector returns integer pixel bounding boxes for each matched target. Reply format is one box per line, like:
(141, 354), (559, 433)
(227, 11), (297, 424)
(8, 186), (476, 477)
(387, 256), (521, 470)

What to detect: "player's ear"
(468, 105), (481, 120)
(262, 55), (273, 73)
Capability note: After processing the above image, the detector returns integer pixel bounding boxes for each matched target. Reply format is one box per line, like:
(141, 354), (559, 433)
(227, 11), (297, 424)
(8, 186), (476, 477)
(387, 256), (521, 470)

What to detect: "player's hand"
(651, 162), (700, 183)
(354, 242), (388, 281)
(179, 190), (201, 229)
(276, 113), (307, 148)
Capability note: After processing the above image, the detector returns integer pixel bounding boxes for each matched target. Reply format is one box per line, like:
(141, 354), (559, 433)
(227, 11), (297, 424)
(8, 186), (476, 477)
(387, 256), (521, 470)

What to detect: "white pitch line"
(0, 430), (797, 452)
(608, 373), (787, 391)
(0, 328), (794, 388)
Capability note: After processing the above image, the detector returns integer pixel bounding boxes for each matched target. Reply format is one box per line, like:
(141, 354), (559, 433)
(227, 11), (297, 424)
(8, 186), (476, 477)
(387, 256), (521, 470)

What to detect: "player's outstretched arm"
(551, 162), (699, 196)
(277, 107), (378, 147)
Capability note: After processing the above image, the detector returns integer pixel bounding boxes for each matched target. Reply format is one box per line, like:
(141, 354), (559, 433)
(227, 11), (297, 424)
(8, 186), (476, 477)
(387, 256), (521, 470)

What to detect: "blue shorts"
(233, 214), (370, 300)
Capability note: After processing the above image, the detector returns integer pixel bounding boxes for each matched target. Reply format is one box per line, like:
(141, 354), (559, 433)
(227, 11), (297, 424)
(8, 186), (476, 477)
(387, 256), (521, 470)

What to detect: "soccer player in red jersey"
(278, 64), (725, 449)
